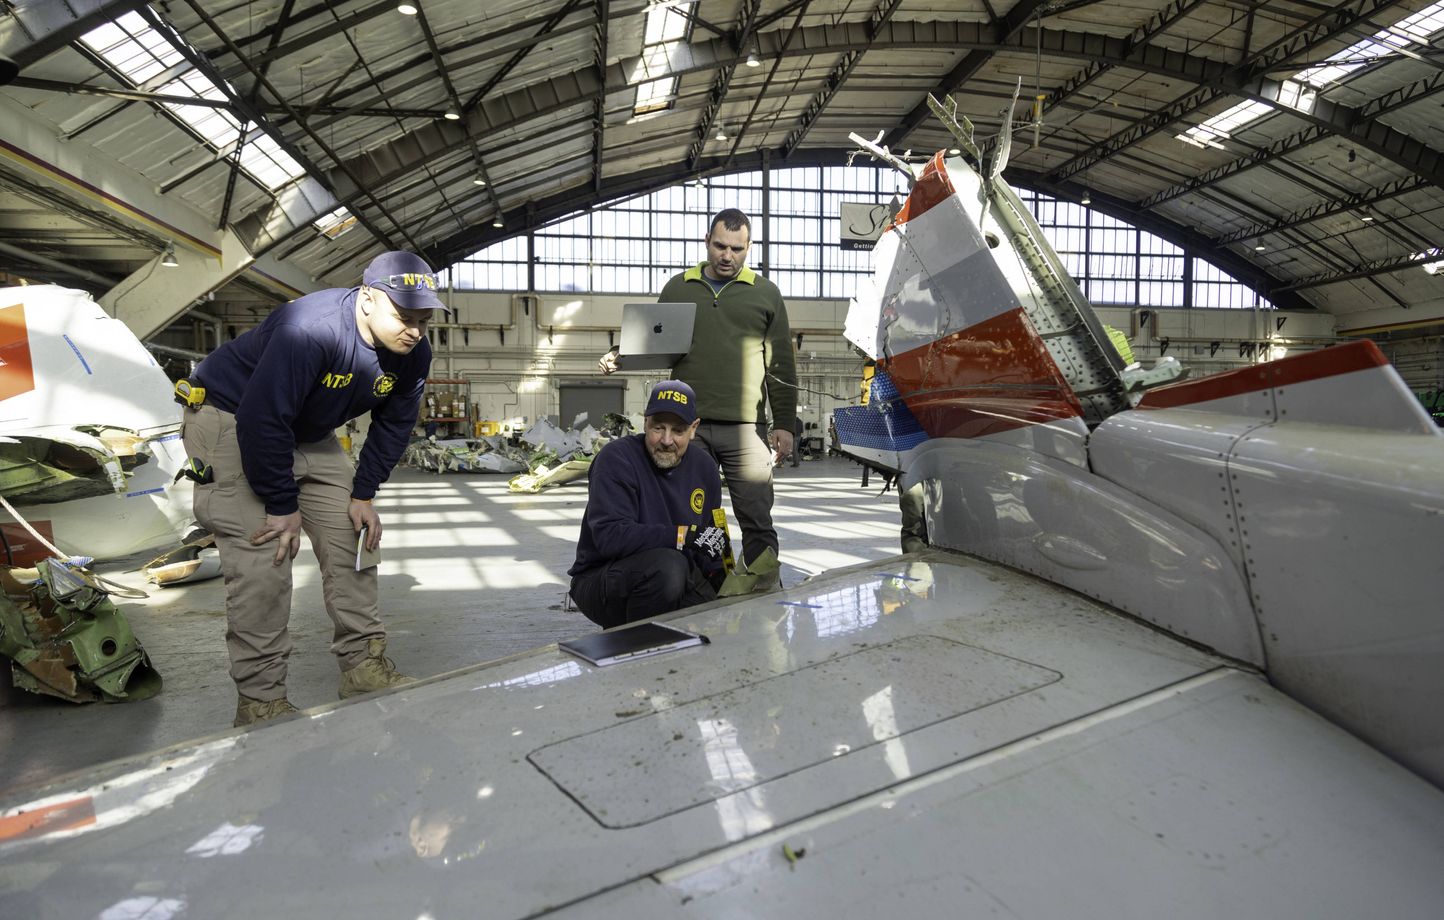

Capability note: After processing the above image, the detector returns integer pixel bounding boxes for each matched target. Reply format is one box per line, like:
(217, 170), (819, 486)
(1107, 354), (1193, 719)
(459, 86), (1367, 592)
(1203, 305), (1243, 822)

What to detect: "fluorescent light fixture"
(397, 3), (419, 15)
(160, 242), (179, 267)
(444, 107), (460, 121)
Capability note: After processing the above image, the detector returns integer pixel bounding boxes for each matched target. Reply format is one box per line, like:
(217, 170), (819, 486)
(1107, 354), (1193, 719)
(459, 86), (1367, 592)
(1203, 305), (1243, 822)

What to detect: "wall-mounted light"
(397, 3), (418, 15)
(160, 242), (179, 268)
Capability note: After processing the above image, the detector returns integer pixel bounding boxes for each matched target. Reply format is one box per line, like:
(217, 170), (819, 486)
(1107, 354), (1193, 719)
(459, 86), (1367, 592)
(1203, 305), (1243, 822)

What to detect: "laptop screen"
(618, 302), (696, 370)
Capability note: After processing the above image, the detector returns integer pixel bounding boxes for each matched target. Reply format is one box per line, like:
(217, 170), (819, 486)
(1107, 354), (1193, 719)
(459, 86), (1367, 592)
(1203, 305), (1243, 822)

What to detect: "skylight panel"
(1179, 99), (1272, 149)
(81, 11), (182, 84)
(312, 205), (358, 241)
(241, 133), (306, 190)
(81, 12), (307, 190)
(644, 0), (691, 43)
(1178, 0), (1444, 148)
(632, 1), (695, 117)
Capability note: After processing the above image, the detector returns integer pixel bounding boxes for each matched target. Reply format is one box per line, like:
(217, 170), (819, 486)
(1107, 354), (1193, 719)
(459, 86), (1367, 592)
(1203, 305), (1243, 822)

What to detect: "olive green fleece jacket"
(658, 262), (797, 431)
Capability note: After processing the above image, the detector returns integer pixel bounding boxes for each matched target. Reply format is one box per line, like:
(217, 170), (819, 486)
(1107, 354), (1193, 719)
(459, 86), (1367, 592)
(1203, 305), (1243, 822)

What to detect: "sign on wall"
(839, 198), (901, 251)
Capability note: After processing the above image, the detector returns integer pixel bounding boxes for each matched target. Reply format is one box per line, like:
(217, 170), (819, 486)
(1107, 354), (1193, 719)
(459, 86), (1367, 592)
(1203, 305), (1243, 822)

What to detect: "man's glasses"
(371, 272), (438, 291)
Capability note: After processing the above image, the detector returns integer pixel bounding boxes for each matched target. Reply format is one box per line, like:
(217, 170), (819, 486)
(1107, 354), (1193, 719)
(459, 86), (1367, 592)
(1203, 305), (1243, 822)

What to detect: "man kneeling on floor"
(182, 251), (446, 727)
(568, 380), (728, 628)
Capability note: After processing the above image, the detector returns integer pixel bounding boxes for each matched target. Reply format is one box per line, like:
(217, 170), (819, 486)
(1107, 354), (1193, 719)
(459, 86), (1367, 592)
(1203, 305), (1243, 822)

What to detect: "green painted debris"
(0, 559), (161, 703)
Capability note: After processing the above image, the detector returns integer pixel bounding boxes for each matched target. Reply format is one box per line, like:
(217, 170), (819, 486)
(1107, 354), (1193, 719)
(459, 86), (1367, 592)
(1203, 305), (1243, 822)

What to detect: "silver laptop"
(618, 302), (696, 370)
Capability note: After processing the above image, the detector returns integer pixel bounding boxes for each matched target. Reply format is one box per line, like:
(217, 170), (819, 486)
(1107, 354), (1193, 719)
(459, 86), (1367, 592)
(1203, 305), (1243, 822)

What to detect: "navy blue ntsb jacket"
(568, 434), (722, 577)
(193, 288), (430, 514)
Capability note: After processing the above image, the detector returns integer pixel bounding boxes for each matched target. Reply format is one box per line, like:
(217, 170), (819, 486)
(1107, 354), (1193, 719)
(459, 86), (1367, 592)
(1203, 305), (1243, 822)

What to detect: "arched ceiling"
(2, 0), (1443, 332)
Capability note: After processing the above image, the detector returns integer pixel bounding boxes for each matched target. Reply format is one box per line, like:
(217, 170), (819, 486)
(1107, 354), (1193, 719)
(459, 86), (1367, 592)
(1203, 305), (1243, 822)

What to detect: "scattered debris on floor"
(405, 412), (636, 494)
(141, 531), (222, 586)
(403, 435), (529, 473)
(0, 558), (161, 702)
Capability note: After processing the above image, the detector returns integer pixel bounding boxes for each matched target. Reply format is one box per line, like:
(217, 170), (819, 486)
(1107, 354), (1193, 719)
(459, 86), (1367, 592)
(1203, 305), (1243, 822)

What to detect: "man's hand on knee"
(250, 511), (303, 565)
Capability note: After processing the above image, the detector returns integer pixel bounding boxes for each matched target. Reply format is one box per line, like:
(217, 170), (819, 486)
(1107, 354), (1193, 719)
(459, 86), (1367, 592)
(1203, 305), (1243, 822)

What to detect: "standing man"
(181, 251), (447, 727)
(568, 380), (728, 628)
(600, 209), (797, 569)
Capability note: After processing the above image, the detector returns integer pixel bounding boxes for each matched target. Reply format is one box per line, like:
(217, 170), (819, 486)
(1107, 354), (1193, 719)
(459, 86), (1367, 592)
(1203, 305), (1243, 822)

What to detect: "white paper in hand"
(355, 526), (380, 571)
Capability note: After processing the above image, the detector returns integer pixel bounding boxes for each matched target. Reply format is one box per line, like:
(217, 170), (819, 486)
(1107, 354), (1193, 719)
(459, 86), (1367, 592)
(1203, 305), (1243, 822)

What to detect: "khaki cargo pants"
(182, 404), (382, 701)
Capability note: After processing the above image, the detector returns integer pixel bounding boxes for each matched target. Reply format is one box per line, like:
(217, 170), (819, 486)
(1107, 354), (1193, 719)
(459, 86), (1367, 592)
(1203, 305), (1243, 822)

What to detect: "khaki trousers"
(694, 421), (777, 566)
(182, 405), (382, 700)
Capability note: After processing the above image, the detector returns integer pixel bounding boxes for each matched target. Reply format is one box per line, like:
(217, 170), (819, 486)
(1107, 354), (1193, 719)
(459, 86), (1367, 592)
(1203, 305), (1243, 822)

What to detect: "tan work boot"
(338, 638), (417, 699)
(234, 695), (300, 728)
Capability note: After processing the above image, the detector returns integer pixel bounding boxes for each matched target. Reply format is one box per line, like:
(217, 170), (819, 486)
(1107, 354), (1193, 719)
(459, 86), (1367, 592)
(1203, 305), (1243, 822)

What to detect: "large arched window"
(442, 166), (1271, 310)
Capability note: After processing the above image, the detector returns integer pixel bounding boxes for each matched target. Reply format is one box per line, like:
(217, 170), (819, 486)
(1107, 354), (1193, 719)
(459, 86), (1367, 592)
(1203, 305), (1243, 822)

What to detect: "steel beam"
(168, 0), (413, 252)
(1138, 62), (1444, 211)
(685, 0), (761, 172)
(0, 0), (149, 72)
(781, 0), (903, 158)
(1044, 0), (1410, 183)
(250, 14), (1437, 257)
(1035, 0), (1210, 127)
(881, 0), (1050, 150)
(324, 21), (1221, 213)
(592, 0), (609, 195)
(1212, 176), (1429, 246)
(1273, 249), (1444, 292)
(464, 0), (590, 115)
(244, 20), (1144, 252)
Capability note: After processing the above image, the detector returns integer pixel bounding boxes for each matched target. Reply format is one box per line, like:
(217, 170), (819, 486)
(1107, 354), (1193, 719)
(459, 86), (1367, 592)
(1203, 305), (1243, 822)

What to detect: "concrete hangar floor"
(0, 457), (907, 794)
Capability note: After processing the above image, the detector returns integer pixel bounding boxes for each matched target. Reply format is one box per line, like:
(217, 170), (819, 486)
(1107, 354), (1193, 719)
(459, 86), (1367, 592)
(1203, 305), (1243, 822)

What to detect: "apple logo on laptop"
(653, 323), (664, 333)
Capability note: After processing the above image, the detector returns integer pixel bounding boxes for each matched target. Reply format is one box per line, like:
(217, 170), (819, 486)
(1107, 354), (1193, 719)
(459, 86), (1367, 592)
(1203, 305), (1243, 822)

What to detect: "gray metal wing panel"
(2, 553), (1439, 918)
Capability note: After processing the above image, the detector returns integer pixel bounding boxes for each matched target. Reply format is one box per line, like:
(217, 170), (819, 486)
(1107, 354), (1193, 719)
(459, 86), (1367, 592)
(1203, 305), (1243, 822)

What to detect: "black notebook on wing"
(558, 621), (709, 667)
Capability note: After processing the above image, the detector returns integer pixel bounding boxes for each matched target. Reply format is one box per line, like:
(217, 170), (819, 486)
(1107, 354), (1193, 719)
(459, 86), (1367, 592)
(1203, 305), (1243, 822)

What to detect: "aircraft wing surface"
(3, 552), (1442, 917)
